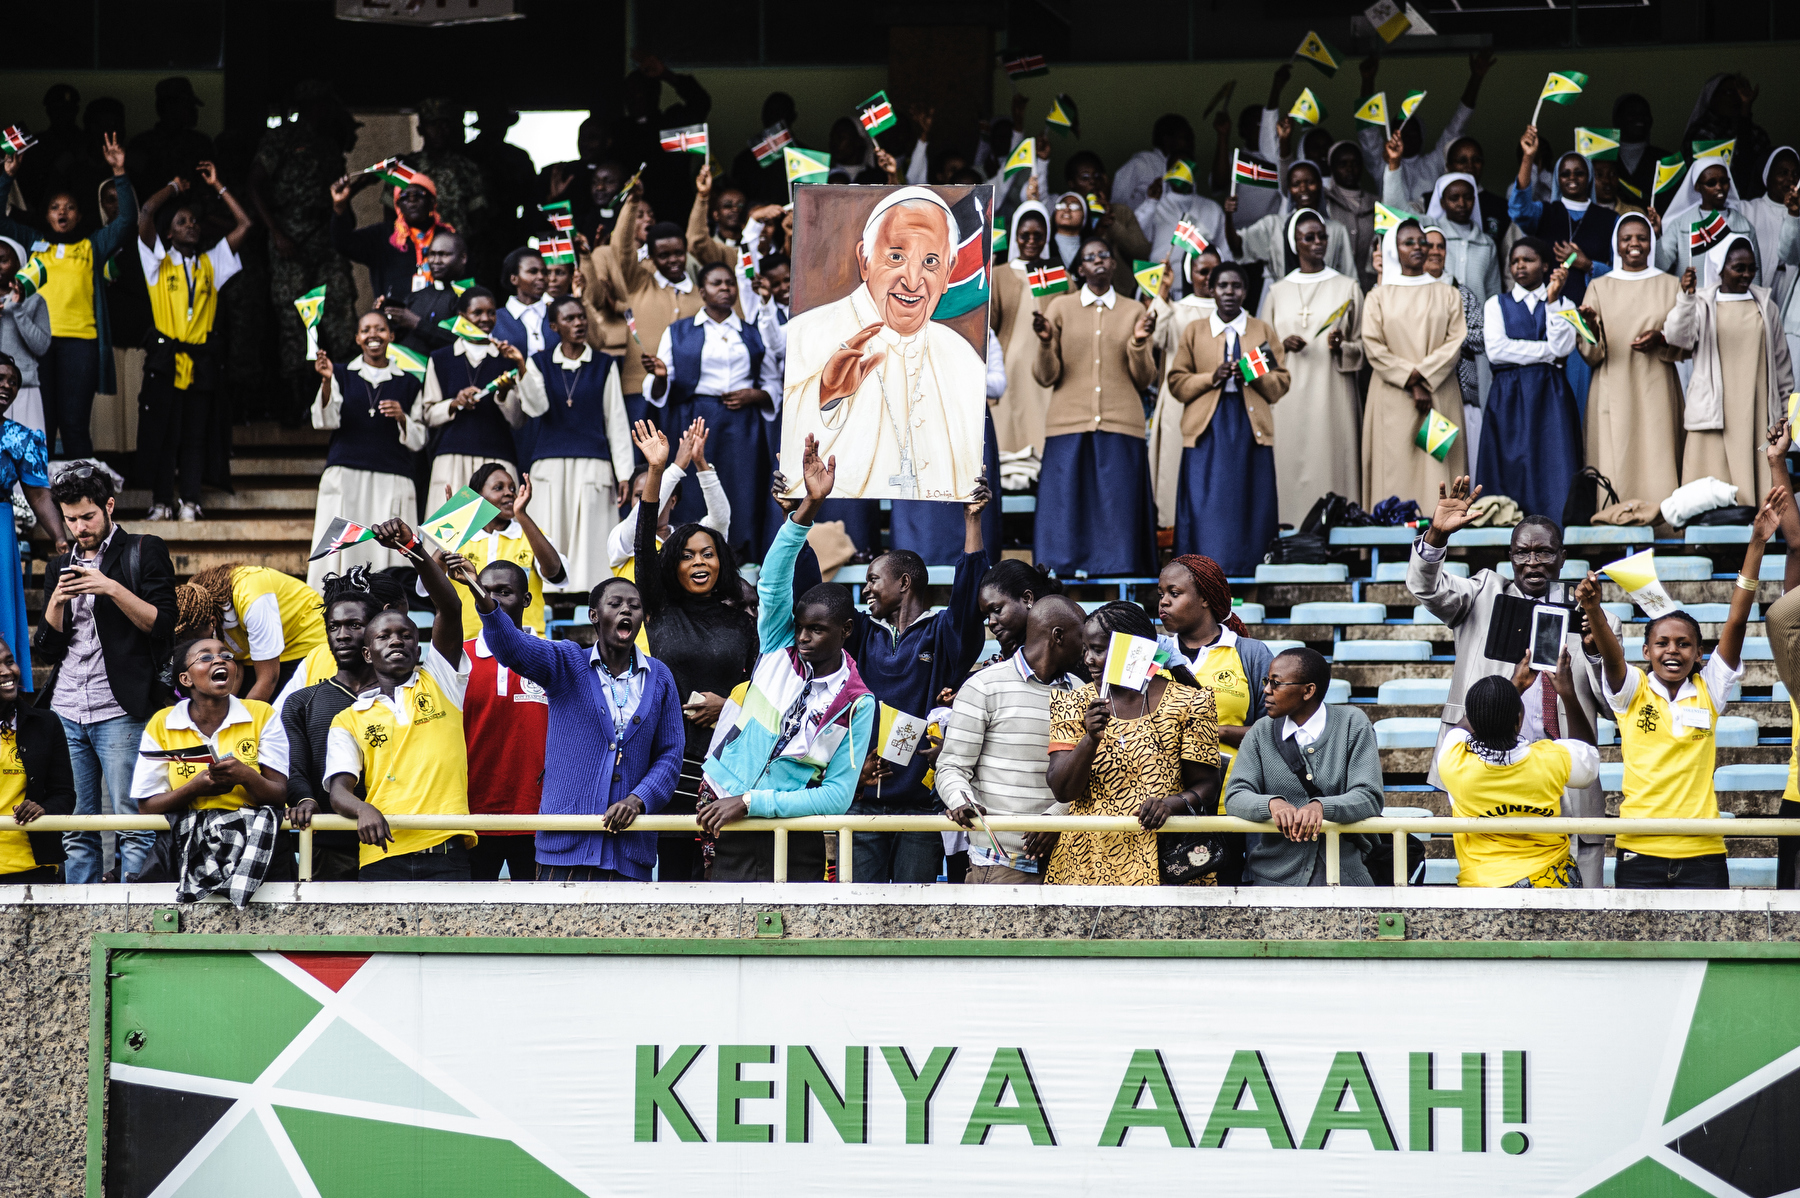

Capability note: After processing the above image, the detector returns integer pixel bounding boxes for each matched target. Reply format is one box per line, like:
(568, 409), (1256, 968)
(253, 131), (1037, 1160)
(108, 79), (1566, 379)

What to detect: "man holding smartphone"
(34, 466), (177, 883)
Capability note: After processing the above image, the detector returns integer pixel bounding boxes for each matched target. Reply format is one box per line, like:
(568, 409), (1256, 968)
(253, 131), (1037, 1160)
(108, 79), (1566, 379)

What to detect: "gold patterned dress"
(1045, 681), (1220, 886)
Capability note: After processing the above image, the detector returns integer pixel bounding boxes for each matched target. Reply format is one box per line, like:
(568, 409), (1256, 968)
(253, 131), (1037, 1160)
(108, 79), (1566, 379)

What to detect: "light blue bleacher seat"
(1716, 764), (1789, 791)
(1497, 559), (1588, 580)
(1262, 639), (1306, 655)
(1599, 762), (1624, 791)
(1564, 526), (1654, 546)
(1600, 602), (1635, 623)
(1374, 560), (1467, 583)
(1774, 682), (1791, 703)
(1682, 603), (1759, 622)
(408, 611), (434, 629)
(1651, 556), (1715, 581)
(1380, 806), (1435, 845)
(1374, 717), (1440, 748)
(1377, 677), (1451, 705)
(927, 566), (955, 585)
(1332, 640), (1433, 662)
(1714, 716), (1760, 747)
(1232, 602), (1266, 623)
(1290, 601), (1387, 624)
(1761, 555), (1788, 580)
(1412, 606), (1442, 625)
(1684, 524), (1753, 544)
(1001, 494), (1036, 513)
(1623, 638), (1644, 661)
(832, 564), (868, 584)
(1445, 528), (1515, 547)
(1254, 563), (1349, 584)
(1325, 678), (1352, 704)
(1740, 637), (1773, 660)
(1328, 526), (1417, 545)
(1596, 718), (1616, 745)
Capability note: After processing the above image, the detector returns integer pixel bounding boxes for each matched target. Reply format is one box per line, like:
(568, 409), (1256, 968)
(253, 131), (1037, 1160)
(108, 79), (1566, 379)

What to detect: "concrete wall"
(7, 881), (1800, 1197)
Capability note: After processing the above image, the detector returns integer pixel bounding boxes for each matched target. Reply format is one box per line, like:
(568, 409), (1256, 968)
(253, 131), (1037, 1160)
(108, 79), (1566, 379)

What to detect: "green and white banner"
(104, 947), (1800, 1197)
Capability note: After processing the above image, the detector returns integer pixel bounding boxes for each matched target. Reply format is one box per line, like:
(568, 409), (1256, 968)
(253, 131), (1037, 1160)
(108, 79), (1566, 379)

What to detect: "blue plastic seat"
(1332, 640), (1433, 661)
(1714, 716), (1760, 747)
(1651, 556), (1715, 581)
(1715, 764), (1789, 790)
(1328, 526), (1416, 545)
(1325, 678), (1352, 704)
(1376, 677), (1451, 705)
(1761, 556), (1788, 580)
(1774, 681), (1791, 703)
(1374, 717), (1441, 748)
(1254, 563), (1349, 583)
(1001, 494), (1036, 513)
(1599, 762), (1624, 791)
(1290, 601), (1387, 624)
(1684, 525), (1752, 544)
(1682, 603), (1759, 622)
(1564, 526), (1654, 546)
(1739, 637), (1773, 660)
(1600, 602), (1635, 623)
(1374, 560), (1468, 582)
(1445, 528), (1515, 547)
(1596, 718), (1616, 745)
(1233, 601), (1266, 623)
(1412, 606), (1442, 625)
(1261, 639), (1306, 655)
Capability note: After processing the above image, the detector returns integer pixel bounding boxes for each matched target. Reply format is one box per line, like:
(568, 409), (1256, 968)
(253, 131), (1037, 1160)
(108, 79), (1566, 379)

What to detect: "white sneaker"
(145, 504), (174, 521)
(178, 502), (203, 522)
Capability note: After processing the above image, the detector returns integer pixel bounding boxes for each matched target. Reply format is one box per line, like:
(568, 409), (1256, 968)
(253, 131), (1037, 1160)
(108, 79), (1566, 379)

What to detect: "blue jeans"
(849, 799), (945, 884)
(61, 714), (152, 883)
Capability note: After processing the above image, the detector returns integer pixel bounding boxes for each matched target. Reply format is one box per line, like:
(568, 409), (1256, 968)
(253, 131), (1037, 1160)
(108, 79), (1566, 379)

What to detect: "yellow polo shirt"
(33, 242), (97, 338)
(0, 732), (35, 874)
(1607, 658), (1739, 859)
(220, 566), (328, 664)
(456, 521), (560, 641)
(129, 697), (289, 812)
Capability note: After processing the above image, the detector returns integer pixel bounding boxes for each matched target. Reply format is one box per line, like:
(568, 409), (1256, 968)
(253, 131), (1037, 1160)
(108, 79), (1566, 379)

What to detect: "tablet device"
(1529, 604), (1569, 673)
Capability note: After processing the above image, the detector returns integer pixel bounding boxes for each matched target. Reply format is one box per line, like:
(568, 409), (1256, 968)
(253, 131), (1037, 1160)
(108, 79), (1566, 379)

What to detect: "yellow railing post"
(1325, 831), (1341, 886)
(772, 827), (788, 883)
(838, 829), (854, 883)
(298, 828), (313, 882)
(1392, 830), (1408, 887)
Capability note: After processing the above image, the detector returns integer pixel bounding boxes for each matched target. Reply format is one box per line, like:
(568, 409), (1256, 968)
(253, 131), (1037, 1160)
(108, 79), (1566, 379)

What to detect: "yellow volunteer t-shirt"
(143, 243), (224, 390)
(137, 698), (284, 812)
(1611, 661), (1734, 859)
(326, 643), (476, 867)
(1438, 732), (1587, 887)
(458, 522), (554, 641)
(1194, 634), (1252, 809)
(0, 731), (36, 874)
(34, 242), (97, 338)
(1784, 699), (1798, 806)
(221, 566), (328, 664)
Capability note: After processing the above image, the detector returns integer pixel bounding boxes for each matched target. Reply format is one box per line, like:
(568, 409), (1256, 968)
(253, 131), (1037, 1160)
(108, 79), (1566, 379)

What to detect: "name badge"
(1674, 705), (1712, 731)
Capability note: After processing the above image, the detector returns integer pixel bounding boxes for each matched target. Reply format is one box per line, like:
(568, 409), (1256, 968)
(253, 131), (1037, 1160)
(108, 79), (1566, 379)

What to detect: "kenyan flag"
(1689, 210), (1730, 255)
(931, 188), (993, 323)
(1028, 265), (1070, 297)
(0, 125), (34, 155)
(372, 157), (427, 189)
(1171, 219), (1209, 257)
(309, 517), (377, 562)
(1236, 342), (1275, 385)
(749, 122), (793, 166)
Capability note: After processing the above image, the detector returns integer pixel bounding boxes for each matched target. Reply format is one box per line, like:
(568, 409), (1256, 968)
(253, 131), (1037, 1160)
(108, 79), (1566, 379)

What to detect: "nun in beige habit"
(1360, 218), (1468, 511)
(1576, 213), (1688, 510)
(988, 200), (1056, 460)
(1259, 207), (1363, 525)
(1666, 234), (1794, 504)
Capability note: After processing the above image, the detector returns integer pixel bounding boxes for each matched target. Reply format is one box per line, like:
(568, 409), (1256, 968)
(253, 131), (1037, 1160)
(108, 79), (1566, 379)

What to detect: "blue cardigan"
(481, 606), (685, 877)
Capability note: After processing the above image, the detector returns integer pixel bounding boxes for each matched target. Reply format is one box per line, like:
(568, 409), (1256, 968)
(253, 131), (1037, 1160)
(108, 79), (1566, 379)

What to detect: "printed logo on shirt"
(364, 724), (390, 748)
(175, 762), (198, 779)
(236, 738), (257, 763)
(415, 691), (446, 722)
(1635, 702), (1659, 735)
(1213, 668), (1247, 696)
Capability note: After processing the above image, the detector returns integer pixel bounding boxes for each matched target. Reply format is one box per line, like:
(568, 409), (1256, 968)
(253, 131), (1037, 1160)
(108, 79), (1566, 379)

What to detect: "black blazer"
(14, 704), (76, 866)
(33, 528), (178, 721)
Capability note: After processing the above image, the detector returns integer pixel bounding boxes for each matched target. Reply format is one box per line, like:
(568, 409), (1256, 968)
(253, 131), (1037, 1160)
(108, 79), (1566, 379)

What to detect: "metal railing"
(7, 814), (1800, 886)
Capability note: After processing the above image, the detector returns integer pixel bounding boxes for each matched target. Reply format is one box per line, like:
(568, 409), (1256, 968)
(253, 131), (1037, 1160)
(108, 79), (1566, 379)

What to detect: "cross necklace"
(875, 342), (927, 496)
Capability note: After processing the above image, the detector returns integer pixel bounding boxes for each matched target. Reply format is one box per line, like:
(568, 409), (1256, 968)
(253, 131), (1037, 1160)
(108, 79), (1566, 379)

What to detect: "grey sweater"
(1224, 704), (1386, 886)
(0, 293), (50, 386)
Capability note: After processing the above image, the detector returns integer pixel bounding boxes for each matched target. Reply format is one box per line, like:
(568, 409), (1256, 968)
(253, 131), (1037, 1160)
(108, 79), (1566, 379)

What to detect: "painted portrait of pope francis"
(782, 183), (993, 502)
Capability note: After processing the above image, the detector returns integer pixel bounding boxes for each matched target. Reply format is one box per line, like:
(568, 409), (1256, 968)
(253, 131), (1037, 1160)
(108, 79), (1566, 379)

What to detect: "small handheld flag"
(1132, 259), (1165, 298)
(1363, 0), (1412, 43)
(1415, 410), (1459, 461)
(439, 314), (490, 343)
(1689, 210), (1730, 255)
(535, 237), (575, 265)
(1004, 54), (1049, 80)
(991, 216), (1008, 255)
(450, 277), (475, 296)
(1601, 548), (1678, 618)
(386, 343), (428, 381)
(309, 517), (377, 562)
(1045, 94), (1079, 137)
(540, 199), (574, 230)
(624, 308), (643, 346)
(1100, 631), (1161, 696)
(0, 126), (35, 155)
(1399, 90), (1427, 121)
(658, 123), (708, 155)
(736, 249), (757, 282)
(1288, 89), (1327, 128)
(749, 122), (793, 166)
(857, 91), (897, 138)
(1653, 154), (1687, 199)
(875, 704), (929, 767)
(1575, 127), (1621, 161)
(13, 256), (46, 300)
(1231, 151), (1279, 195)
(1354, 93), (1390, 133)
(1562, 250), (1579, 268)
(1171, 219), (1209, 258)
(473, 369), (519, 401)
(1789, 391), (1799, 430)
(1163, 159), (1197, 194)
(422, 487), (501, 553)
(1237, 342), (1276, 386)
(1293, 31), (1340, 77)
(370, 157), (428, 190)
(293, 284), (326, 361)
(1373, 201), (1407, 236)
(1028, 265), (1070, 298)
(1532, 71), (1588, 126)
(1554, 307), (1597, 345)
(1085, 191), (1107, 217)
(1616, 175), (1645, 202)
(1692, 138), (1736, 165)
(1003, 139), (1036, 179)
(1314, 296), (1353, 337)
(783, 145), (832, 186)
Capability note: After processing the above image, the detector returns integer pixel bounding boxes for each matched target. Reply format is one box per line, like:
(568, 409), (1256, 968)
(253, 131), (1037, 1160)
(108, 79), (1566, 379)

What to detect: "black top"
(634, 487), (757, 806)
(8, 704), (76, 868)
(281, 676), (361, 847)
(397, 284), (459, 355)
(33, 529), (177, 722)
(327, 362), (423, 478)
(331, 209), (420, 305)
(428, 345), (517, 463)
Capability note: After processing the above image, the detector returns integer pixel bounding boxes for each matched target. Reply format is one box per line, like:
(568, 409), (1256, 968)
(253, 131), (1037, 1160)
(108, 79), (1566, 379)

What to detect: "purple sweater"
(481, 607), (685, 877)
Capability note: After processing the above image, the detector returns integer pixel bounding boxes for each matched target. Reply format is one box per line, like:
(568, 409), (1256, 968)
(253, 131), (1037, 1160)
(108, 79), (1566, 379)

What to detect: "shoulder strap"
(124, 534), (142, 597)
(1273, 728), (1325, 800)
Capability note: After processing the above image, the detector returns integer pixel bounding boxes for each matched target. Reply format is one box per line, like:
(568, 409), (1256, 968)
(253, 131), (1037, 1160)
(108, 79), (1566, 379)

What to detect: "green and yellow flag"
(1289, 88), (1326, 127)
(1399, 90), (1427, 121)
(1538, 71), (1588, 107)
(1354, 93), (1390, 130)
(438, 314), (489, 343)
(1373, 201), (1407, 237)
(1294, 31), (1341, 77)
(387, 343), (428, 382)
(1003, 138), (1035, 179)
(783, 145), (831, 186)
(1046, 94), (1079, 137)
(1554, 307), (1597, 345)
(991, 217), (1008, 255)
(1575, 127), (1621, 161)
(422, 486), (501, 553)
(1653, 154), (1687, 199)
(450, 277), (475, 296)
(1692, 138), (1736, 165)
(1131, 259), (1165, 297)
(1414, 409), (1459, 461)
(293, 284), (326, 361)
(1085, 191), (1107, 217)
(1163, 159), (1197, 194)
(13, 256), (46, 301)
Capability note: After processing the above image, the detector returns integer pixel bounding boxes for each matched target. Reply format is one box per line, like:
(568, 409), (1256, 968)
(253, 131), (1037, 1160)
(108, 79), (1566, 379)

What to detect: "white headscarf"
(0, 236), (25, 273)
(1420, 224), (1456, 286)
(1282, 207), (1339, 282)
(1702, 233), (1757, 293)
(1762, 146), (1799, 193)
(1666, 154), (1742, 225)
(1008, 200), (1049, 266)
(1607, 213), (1662, 281)
(1554, 152), (1594, 215)
(1277, 159), (1324, 217)
(1424, 172), (1479, 226)
(1050, 191), (1087, 268)
(1379, 219), (1435, 288)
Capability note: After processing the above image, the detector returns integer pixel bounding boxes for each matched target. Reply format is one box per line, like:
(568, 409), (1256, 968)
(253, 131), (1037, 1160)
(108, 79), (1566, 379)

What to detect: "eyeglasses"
(1080, 250), (1114, 263)
(1263, 678), (1310, 690)
(1511, 550), (1560, 565)
(189, 651), (236, 665)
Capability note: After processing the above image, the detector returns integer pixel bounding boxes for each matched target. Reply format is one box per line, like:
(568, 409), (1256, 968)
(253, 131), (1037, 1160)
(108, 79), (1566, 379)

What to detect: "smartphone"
(1529, 605), (1570, 673)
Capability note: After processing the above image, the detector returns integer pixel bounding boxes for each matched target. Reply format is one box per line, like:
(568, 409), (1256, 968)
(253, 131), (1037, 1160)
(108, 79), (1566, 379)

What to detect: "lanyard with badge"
(600, 658), (634, 753)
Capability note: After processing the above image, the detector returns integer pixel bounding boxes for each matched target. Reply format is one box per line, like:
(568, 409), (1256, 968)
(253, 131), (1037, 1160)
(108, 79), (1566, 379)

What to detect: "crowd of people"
(0, 58), (1793, 896)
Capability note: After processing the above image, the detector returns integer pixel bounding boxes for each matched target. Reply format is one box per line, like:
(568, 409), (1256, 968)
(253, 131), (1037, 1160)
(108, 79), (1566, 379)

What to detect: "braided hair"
(319, 565), (383, 621)
(1085, 600), (1200, 689)
(175, 563), (238, 641)
(1464, 674), (1525, 767)
(1168, 554), (1247, 635)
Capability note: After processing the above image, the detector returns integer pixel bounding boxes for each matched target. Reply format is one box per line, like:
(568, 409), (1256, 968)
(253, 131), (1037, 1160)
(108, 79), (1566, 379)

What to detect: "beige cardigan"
(1165, 313), (1290, 446)
(1032, 290), (1158, 440)
(1664, 284), (1795, 431)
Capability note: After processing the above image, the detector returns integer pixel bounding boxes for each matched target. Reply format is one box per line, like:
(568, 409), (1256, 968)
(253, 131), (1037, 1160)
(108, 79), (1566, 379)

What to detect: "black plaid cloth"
(172, 807), (280, 908)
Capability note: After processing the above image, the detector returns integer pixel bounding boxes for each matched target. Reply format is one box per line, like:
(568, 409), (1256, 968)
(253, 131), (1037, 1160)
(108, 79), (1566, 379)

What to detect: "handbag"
(1263, 529), (1330, 565)
(1687, 505), (1757, 526)
(1562, 466), (1621, 528)
(1159, 801), (1231, 884)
